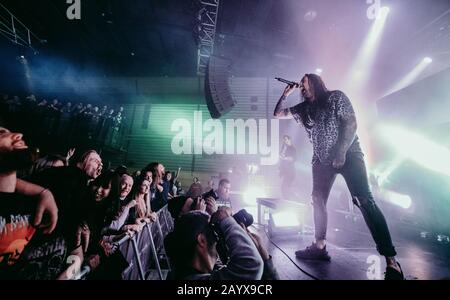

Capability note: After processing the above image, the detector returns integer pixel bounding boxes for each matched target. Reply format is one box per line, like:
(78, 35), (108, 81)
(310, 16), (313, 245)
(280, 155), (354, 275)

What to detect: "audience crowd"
(0, 105), (278, 280)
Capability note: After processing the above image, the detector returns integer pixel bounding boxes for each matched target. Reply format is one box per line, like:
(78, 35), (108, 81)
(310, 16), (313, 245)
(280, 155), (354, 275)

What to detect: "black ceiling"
(1, 0), (450, 81)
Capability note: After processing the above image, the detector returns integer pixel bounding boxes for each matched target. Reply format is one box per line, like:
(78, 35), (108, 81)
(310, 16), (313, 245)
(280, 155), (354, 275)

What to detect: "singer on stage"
(273, 74), (404, 280)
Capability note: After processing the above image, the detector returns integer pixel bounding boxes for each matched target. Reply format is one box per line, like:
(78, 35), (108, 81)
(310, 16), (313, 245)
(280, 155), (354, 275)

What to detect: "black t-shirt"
(28, 166), (90, 235)
(290, 91), (363, 165)
(0, 192), (69, 279)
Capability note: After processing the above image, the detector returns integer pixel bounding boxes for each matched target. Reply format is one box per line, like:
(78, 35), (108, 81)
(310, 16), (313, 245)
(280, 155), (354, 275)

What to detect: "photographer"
(202, 178), (231, 208)
(167, 194), (279, 280)
(168, 195), (216, 220)
(164, 207), (263, 280)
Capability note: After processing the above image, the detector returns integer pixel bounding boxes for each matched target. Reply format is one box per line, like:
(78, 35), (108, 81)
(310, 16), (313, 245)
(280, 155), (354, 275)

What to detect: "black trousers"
(311, 152), (397, 257)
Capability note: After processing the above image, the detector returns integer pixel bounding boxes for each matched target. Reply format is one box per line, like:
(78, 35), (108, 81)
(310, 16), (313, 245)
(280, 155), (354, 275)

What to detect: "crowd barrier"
(75, 204), (174, 280)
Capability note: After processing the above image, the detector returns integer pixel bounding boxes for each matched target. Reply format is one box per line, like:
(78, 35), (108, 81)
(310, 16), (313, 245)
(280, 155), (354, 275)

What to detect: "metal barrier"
(74, 205), (173, 280)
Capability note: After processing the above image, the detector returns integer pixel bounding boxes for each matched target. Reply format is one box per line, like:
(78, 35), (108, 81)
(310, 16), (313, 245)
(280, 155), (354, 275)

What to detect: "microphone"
(275, 77), (299, 88)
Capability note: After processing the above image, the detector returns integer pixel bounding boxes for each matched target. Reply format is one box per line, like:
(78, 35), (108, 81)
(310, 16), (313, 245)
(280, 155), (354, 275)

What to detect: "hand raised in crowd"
(66, 147), (76, 163)
(205, 196), (218, 215)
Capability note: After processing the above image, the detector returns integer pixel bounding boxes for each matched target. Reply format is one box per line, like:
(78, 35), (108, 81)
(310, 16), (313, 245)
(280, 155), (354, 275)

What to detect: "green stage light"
(379, 125), (450, 177)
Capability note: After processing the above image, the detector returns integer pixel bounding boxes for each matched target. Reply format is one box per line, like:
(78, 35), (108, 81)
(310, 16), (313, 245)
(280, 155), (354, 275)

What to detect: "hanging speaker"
(204, 56), (235, 119)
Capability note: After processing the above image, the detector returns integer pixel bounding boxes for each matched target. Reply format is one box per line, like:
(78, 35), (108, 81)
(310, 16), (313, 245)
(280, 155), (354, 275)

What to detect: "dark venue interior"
(0, 0), (449, 282)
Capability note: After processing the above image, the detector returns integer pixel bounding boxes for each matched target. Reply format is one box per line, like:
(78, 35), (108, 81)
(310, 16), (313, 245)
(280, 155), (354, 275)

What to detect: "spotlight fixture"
(256, 198), (306, 238)
(315, 68), (323, 75)
(423, 57), (433, 63)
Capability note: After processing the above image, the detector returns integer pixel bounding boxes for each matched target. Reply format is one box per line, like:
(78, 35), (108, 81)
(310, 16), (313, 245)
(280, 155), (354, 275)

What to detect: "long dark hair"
(299, 74), (331, 129)
(144, 162), (163, 188)
(87, 169), (121, 225)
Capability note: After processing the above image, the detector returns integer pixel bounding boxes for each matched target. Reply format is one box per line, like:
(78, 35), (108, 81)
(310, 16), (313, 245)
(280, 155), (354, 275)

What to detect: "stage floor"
(260, 217), (450, 280)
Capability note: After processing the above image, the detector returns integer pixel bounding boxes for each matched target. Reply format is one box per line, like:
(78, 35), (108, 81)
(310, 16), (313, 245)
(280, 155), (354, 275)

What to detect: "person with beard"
(202, 178), (231, 208)
(0, 126), (63, 279)
(26, 150), (103, 277)
(273, 74), (404, 280)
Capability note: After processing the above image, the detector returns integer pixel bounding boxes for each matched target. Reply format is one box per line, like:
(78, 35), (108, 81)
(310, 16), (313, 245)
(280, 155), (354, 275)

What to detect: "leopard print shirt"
(290, 90), (362, 165)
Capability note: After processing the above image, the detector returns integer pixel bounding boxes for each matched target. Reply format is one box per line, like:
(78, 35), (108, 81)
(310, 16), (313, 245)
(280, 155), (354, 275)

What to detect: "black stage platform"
(259, 214), (450, 280)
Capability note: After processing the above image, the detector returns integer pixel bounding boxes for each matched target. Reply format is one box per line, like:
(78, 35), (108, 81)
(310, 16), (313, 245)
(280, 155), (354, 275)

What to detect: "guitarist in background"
(279, 135), (297, 200)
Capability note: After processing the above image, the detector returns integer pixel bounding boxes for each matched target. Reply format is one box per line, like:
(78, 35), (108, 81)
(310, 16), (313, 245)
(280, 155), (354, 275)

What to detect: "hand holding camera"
(190, 197), (207, 212)
(205, 196), (218, 215)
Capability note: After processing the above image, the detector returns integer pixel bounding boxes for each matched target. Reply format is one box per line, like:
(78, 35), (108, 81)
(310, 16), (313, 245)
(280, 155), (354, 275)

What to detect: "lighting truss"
(0, 3), (44, 53)
(195, 0), (220, 76)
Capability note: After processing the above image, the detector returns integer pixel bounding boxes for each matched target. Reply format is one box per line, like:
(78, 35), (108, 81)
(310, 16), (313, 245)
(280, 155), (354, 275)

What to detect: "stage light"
(268, 208), (304, 237)
(380, 190), (412, 209)
(271, 211), (301, 228)
(243, 187), (266, 206)
(246, 163), (259, 175)
(384, 57), (433, 96)
(372, 156), (404, 187)
(346, 6), (390, 95)
(379, 125), (450, 177)
(20, 55), (25, 59)
(315, 68), (323, 75)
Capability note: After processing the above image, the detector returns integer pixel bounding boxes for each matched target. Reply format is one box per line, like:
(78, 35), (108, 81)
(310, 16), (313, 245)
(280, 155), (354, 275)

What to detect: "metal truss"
(195, 0), (220, 76)
(0, 3), (44, 53)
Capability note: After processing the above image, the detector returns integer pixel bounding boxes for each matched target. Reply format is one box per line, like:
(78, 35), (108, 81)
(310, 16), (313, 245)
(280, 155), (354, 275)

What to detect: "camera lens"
(233, 209), (253, 227)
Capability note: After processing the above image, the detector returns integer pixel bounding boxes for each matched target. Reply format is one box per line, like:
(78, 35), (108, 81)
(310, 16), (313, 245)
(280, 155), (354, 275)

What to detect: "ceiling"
(1, 0), (449, 97)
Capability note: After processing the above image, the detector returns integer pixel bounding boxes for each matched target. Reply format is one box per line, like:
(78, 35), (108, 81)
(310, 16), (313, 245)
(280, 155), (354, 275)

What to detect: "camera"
(232, 209), (253, 228)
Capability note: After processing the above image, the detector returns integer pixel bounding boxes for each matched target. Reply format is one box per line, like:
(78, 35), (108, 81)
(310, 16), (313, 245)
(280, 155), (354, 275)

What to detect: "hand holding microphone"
(275, 77), (300, 88)
(275, 77), (300, 97)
